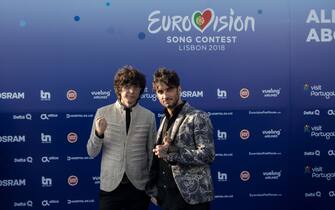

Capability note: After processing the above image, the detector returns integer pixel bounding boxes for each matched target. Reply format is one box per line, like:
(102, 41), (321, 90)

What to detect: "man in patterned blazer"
(87, 65), (156, 210)
(147, 67), (215, 210)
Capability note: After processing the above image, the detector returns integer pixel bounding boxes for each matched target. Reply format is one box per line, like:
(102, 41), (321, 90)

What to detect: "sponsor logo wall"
(1, 0), (334, 210)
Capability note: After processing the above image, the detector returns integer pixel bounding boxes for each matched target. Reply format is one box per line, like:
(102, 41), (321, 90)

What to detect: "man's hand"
(163, 134), (171, 144)
(95, 117), (107, 136)
(150, 196), (158, 206)
(153, 134), (170, 158)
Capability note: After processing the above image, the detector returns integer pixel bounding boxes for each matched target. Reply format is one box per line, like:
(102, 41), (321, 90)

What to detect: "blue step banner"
(1, 0), (335, 209)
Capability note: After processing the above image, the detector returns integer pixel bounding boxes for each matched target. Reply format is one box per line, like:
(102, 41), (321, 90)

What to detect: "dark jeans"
(100, 183), (150, 210)
(157, 186), (210, 210)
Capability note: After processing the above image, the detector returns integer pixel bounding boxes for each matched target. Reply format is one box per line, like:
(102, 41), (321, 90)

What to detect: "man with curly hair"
(87, 65), (156, 210)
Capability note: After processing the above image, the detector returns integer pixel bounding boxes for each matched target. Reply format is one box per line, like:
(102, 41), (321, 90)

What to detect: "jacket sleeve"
(147, 112), (157, 170)
(166, 112), (215, 166)
(86, 109), (104, 158)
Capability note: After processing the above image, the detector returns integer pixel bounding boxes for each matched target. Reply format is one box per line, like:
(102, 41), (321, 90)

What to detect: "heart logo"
(192, 8), (214, 33)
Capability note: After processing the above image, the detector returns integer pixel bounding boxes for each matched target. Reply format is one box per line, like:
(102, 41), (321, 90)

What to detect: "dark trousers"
(158, 186), (210, 210)
(99, 183), (150, 210)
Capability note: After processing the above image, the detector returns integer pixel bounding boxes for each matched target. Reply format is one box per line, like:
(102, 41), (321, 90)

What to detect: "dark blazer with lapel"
(148, 102), (215, 205)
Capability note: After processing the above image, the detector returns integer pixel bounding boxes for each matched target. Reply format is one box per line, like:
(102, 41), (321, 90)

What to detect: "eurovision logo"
(192, 9), (214, 33)
(147, 8), (256, 52)
(148, 8), (255, 34)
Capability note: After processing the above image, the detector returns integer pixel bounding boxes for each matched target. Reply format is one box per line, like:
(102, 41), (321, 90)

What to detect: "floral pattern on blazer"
(147, 102), (215, 205)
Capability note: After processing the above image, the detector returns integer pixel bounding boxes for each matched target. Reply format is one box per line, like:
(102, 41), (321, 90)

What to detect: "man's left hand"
(153, 142), (169, 159)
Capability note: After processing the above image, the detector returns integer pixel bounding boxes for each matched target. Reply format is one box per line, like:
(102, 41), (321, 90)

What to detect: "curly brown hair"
(114, 65), (146, 100)
(152, 67), (180, 91)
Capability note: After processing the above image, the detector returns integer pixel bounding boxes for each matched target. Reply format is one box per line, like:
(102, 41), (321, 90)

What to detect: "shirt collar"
(116, 100), (138, 112)
(164, 100), (186, 119)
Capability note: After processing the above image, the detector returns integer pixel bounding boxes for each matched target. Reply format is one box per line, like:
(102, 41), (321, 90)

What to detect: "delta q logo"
(147, 8), (256, 52)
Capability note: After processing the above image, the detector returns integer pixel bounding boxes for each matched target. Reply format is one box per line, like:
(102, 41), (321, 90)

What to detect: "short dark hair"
(114, 65), (146, 100)
(152, 67), (180, 91)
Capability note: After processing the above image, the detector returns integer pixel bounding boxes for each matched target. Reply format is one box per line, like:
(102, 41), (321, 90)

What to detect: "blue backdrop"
(1, 0), (335, 209)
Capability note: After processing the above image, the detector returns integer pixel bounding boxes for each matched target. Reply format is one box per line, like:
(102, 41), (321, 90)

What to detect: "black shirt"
(157, 101), (186, 189)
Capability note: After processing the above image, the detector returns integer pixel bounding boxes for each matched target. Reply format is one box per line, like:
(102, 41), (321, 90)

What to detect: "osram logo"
(0, 135), (25, 143)
(0, 179), (26, 187)
(0, 92), (25, 100)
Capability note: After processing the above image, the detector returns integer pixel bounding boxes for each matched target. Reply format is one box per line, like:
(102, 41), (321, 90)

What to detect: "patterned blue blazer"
(147, 102), (215, 205)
